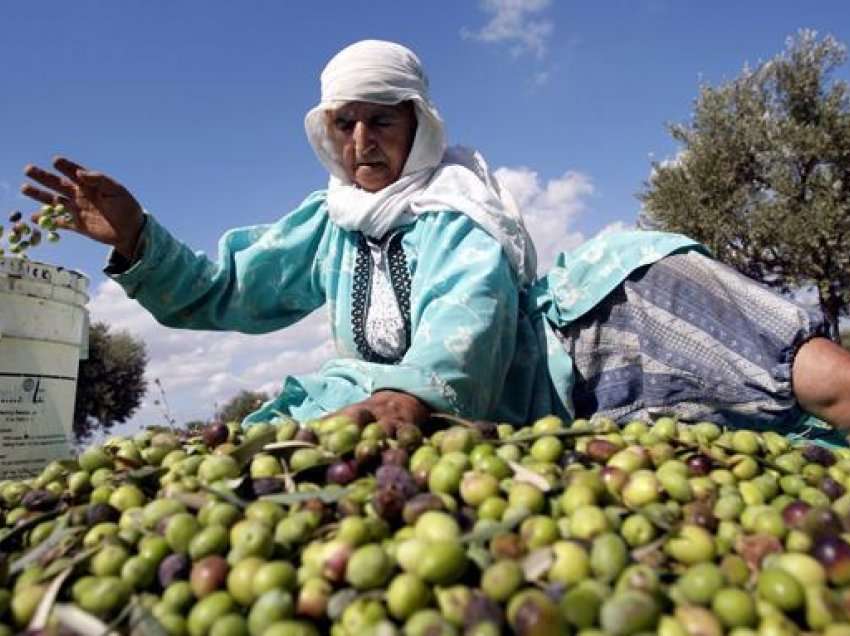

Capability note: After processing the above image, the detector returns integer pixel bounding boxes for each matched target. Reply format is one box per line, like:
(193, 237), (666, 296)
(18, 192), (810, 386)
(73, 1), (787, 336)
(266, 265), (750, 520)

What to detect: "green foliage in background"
(641, 30), (850, 340)
(74, 321), (148, 441)
(215, 389), (270, 425)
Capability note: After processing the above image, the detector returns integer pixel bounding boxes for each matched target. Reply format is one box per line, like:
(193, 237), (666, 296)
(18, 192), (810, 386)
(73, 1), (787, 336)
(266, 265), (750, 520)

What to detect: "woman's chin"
(355, 167), (393, 192)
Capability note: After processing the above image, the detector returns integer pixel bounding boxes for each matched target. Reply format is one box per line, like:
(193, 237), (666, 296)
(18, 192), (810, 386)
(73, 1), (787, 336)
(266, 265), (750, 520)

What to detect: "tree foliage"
(640, 30), (850, 340)
(215, 389), (269, 424)
(74, 321), (148, 441)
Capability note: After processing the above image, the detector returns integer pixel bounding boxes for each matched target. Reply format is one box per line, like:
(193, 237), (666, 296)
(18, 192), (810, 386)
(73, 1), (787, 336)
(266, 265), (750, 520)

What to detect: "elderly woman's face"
(326, 101), (417, 192)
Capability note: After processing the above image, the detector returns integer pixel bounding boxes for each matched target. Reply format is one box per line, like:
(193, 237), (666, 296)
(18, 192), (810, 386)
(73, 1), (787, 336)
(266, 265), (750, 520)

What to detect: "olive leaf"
(260, 485), (352, 505)
(170, 491), (209, 510)
(10, 526), (82, 575)
(263, 440), (318, 452)
(460, 512), (526, 544)
(493, 427), (599, 446)
(231, 428), (279, 467)
(28, 566), (73, 631)
(630, 534), (670, 568)
(128, 598), (170, 636)
(508, 462), (551, 492)
(466, 543), (492, 570)
(0, 508), (64, 553)
(521, 547), (554, 581)
(124, 465), (167, 483)
(198, 484), (248, 509)
(52, 603), (120, 636)
(327, 588), (359, 620)
(40, 545), (98, 580)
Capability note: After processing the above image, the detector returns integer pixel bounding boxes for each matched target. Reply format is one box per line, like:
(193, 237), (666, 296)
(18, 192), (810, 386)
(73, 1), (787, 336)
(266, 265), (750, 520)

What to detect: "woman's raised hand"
(22, 156), (145, 259)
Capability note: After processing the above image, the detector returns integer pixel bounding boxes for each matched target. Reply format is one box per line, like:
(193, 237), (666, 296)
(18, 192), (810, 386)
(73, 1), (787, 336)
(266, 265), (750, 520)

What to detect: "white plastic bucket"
(0, 257), (89, 479)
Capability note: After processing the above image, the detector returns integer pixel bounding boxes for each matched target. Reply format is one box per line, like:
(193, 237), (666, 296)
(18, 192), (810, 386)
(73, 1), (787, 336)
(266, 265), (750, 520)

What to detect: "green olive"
(247, 589), (294, 636)
(757, 567), (804, 612)
(187, 590), (235, 636)
(189, 524), (230, 560)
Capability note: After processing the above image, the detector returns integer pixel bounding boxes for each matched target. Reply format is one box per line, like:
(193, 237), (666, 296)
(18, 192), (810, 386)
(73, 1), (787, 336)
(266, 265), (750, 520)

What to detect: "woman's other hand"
(332, 390), (431, 432)
(22, 156), (144, 259)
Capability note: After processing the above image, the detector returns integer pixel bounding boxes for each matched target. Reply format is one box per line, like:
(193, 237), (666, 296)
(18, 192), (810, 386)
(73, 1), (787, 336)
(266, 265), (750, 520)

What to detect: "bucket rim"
(0, 256), (89, 291)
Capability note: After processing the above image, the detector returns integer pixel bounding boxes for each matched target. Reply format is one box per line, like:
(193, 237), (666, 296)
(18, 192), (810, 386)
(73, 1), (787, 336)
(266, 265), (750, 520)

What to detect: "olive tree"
(640, 30), (850, 340)
(215, 389), (269, 424)
(74, 321), (148, 441)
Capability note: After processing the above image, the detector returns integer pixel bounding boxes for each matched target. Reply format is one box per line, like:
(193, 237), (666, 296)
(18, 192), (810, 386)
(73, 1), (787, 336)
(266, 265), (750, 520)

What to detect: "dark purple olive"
(470, 420), (499, 440)
(802, 506), (844, 539)
(326, 461), (358, 485)
(86, 503), (121, 526)
(376, 465), (418, 498)
(686, 454), (713, 476)
(251, 477), (284, 497)
(395, 423), (424, 451)
(202, 422), (229, 448)
(782, 500), (812, 528)
(803, 444), (837, 467)
(464, 591), (505, 629)
(295, 428), (319, 444)
(21, 489), (59, 512)
(457, 506), (478, 532)
(373, 487), (406, 522)
(381, 447), (409, 467)
(8, 210), (22, 223)
(822, 476), (846, 501)
(158, 553), (191, 588)
(402, 493), (446, 525)
(812, 535), (850, 585)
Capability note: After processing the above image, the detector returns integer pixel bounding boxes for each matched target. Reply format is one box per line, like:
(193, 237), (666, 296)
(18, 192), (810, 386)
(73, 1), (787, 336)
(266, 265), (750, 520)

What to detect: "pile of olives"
(2, 413), (850, 636)
(0, 206), (67, 257)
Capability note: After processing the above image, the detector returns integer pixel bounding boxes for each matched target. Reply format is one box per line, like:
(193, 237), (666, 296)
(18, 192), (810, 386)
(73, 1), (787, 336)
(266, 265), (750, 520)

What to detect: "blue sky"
(2, 1), (849, 430)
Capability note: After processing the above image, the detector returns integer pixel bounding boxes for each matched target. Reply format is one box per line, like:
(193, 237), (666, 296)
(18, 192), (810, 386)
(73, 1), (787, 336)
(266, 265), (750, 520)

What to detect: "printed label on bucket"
(0, 373), (74, 480)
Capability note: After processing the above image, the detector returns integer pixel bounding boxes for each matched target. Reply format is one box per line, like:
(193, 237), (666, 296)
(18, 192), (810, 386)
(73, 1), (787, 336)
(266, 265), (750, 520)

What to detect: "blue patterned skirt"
(558, 251), (843, 443)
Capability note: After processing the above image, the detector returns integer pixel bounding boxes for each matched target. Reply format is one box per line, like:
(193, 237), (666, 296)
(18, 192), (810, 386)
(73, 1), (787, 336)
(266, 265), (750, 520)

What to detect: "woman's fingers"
(52, 156), (90, 183)
(23, 165), (77, 198)
(52, 157), (118, 201)
(21, 183), (62, 207)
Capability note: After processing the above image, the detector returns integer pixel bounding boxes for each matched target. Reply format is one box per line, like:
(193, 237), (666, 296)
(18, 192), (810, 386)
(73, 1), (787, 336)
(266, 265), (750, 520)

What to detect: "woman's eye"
(334, 118), (354, 131)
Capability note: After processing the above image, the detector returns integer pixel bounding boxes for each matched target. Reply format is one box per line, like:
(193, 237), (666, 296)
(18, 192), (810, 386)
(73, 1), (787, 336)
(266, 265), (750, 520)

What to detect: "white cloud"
(462, 0), (554, 58)
(495, 166), (595, 270)
(87, 280), (334, 429)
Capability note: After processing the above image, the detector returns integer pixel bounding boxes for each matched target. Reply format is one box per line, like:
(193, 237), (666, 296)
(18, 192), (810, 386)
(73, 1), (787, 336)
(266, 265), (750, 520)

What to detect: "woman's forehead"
(329, 101), (410, 118)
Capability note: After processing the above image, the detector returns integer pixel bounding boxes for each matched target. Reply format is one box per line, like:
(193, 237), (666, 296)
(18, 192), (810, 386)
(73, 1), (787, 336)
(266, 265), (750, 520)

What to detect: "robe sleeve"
(107, 191), (331, 334)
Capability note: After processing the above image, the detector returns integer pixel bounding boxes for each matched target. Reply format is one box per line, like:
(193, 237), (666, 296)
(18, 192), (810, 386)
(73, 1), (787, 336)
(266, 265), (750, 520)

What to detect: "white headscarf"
(305, 39), (537, 285)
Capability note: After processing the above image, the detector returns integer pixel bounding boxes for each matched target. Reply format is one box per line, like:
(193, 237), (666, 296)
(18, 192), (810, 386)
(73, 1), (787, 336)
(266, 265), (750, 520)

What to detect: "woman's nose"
(353, 121), (376, 151)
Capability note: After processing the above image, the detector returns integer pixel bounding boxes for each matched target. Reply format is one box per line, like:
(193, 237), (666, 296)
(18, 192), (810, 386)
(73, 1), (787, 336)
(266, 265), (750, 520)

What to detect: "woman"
(21, 40), (850, 443)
